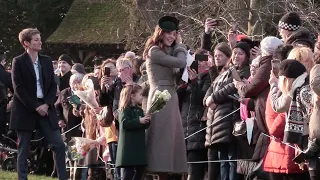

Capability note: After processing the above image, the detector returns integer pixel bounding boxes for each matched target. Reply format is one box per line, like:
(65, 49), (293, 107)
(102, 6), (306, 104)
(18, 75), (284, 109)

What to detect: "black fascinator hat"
(158, 16), (179, 31)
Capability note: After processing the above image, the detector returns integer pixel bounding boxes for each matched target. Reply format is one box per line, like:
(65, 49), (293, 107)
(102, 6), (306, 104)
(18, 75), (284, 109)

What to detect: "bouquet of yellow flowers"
(147, 90), (171, 114)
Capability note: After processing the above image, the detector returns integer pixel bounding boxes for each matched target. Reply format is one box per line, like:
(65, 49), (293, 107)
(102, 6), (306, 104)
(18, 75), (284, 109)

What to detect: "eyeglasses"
(117, 67), (130, 73)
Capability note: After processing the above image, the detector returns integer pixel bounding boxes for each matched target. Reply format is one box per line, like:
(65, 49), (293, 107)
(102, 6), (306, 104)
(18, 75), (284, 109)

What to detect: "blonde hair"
(119, 84), (142, 110)
(18, 28), (40, 48)
(287, 46), (314, 73)
(116, 58), (133, 69)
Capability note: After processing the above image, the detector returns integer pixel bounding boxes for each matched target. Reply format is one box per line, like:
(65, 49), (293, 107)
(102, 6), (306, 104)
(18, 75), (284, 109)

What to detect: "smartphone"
(67, 95), (81, 105)
(292, 152), (306, 164)
(232, 23), (238, 33)
(214, 19), (223, 26)
(190, 60), (198, 73)
(228, 95), (240, 101)
(253, 40), (261, 47)
(195, 54), (208, 61)
(231, 67), (242, 81)
(271, 60), (281, 77)
(104, 67), (111, 77)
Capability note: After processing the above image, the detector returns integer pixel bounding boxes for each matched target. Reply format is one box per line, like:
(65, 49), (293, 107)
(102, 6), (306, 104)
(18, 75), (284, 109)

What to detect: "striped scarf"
(284, 76), (313, 145)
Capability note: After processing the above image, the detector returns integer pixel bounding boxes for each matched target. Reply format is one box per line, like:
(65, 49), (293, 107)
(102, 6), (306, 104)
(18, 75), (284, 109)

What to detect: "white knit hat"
(260, 36), (283, 56)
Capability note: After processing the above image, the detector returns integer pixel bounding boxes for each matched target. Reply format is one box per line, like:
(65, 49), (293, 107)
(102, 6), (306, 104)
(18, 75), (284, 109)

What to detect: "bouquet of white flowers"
(69, 137), (98, 160)
(73, 79), (103, 120)
(147, 90), (171, 114)
(73, 79), (99, 109)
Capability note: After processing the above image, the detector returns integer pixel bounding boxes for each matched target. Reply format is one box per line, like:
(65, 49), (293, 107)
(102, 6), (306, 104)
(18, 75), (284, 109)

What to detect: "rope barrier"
(61, 123), (81, 136)
(184, 108), (240, 140)
(28, 122), (82, 142)
(261, 133), (303, 152)
(188, 159), (253, 164)
(65, 158), (255, 170)
(2, 134), (17, 145)
(261, 133), (320, 159)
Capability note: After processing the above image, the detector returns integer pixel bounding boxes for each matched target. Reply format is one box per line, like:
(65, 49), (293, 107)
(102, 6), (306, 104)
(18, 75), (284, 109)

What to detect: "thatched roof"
(46, 0), (129, 45)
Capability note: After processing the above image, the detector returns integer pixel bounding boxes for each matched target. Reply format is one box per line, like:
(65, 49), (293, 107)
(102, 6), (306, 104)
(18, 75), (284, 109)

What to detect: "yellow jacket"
(105, 122), (118, 143)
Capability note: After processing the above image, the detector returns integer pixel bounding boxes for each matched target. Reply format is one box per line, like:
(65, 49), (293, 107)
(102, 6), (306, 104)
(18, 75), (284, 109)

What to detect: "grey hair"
(69, 72), (85, 85)
(116, 58), (133, 68)
(125, 51), (135, 59)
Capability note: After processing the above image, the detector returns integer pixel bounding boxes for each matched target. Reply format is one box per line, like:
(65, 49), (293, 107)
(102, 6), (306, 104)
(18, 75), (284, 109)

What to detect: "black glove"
(304, 138), (320, 158)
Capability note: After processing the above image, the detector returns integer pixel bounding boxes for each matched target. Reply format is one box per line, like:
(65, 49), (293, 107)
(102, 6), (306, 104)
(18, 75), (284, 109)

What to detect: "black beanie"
(214, 42), (232, 58)
(279, 59), (306, 78)
(58, 54), (73, 66)
(278, 12), (301, 31)
(233, 42), (251, 59)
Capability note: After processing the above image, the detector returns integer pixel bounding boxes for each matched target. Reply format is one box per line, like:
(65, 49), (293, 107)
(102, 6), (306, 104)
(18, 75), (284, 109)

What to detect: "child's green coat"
(116, 106), (149, 167)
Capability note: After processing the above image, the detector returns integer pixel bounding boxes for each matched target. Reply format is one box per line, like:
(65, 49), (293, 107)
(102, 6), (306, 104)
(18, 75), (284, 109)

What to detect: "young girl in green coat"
(116, 83), (151, 180)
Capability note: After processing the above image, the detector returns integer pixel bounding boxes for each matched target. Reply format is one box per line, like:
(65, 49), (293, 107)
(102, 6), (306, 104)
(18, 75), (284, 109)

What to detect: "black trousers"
(122, 166), (145, 180)
(309, 170), (320, 180)
(269, 172), (310, 180)
(208, 147), (220, 180)
(187, 149), (207, 180)
(17, 117), (67, 180)
(0, 102), (7, 133)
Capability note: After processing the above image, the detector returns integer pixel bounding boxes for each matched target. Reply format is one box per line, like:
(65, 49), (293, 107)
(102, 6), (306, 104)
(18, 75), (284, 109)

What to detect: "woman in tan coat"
(143, 16), (188, 179)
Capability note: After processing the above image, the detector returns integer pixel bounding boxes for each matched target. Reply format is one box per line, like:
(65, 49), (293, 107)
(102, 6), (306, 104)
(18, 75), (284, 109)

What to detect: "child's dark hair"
(273, 44), (294, 61)
(119, 83), (142, 110)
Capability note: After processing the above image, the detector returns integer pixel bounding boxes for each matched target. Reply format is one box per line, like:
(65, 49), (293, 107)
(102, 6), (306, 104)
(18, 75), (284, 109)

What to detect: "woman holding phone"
(177, 49), (211, 180)
(204, 42), (251, 180)
(143, 16), (187, 180)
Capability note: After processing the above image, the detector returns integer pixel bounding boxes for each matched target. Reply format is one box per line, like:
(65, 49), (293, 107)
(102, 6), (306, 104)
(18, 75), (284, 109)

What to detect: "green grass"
(1, 171), (56, 180)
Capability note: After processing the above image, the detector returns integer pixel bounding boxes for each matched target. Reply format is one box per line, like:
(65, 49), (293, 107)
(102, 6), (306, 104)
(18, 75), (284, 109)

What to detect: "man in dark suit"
(10, 28), (67, 180)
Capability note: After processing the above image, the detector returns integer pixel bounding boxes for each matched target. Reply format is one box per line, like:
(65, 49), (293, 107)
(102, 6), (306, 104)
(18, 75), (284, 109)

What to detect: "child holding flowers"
(116, 83), (151, 180)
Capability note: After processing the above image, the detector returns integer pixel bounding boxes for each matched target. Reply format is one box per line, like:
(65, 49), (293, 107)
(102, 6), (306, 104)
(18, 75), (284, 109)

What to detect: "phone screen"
(190, 61), (198, 73)
(215, 19), (223, 26)
(271, 60), (280, 77)
(253, 40), (260, 47)
(104, 67), (111, 76)
(195, 54), (208, 61)
(231, 67), (242, 81)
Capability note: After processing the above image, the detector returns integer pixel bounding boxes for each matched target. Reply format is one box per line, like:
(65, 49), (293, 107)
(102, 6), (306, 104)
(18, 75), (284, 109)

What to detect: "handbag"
(233, 120), (247, 136)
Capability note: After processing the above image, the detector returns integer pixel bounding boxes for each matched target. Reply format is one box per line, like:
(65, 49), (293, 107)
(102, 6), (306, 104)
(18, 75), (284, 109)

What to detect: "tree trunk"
(248, 0), (263, 39)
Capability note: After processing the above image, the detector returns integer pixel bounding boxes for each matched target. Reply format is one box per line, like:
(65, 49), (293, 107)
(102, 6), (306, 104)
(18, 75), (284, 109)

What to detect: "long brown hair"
(143, 25), (176, 60)
(97, 58), (116, 85)
(83, 74), (101, 139)
(84, 106), (98, 139)
(119, 83), (142, 110)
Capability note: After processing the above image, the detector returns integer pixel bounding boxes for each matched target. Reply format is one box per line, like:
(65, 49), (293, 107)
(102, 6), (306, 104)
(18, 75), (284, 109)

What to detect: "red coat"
(263, 93), (307, 174)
